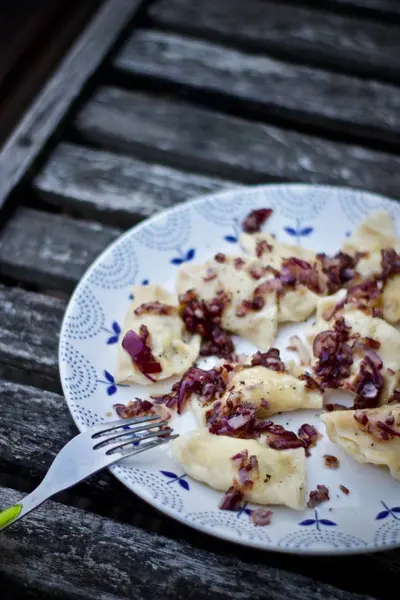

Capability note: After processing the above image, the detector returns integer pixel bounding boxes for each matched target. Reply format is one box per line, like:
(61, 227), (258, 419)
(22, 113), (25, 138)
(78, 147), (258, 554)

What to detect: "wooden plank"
(324, 0), (400, 18)
(0, 379), (160, 519)
(34, 142), (233, 226)
(0, 208), (120, 292)
(115, 29), (400, 145)
(0, 284), (64, 388)
(76, 86), (400, 199)
(0, 485), (395, 600)
(148, 0), (400, 82)
(0, 0), (143, 211)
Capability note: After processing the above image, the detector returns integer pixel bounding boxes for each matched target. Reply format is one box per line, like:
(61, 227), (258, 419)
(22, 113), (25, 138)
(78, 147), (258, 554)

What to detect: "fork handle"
(0, 483), (50, 532)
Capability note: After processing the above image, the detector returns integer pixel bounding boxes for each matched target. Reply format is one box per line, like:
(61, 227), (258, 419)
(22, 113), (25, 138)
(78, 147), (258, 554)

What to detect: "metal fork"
(0, 414), (177, 531)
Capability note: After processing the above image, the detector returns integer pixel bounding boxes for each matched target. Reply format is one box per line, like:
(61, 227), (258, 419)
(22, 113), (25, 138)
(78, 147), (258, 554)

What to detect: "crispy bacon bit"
(233, 257), (245, 270)
(122, 326), (162, 382)
(317, 251), (359, 293)
(219, 486), (244, 510)
(307, 485), (330, 508)
(280, 257), (326, 294)
(251, 348), (285, 372)
(325, 403), (348, 411)
(236, 296), (265, 317)
(312, 318), (353, 389)
(298, 424), (320, 456)
(251, 508), (273, 526)
(353, 354), (383, 409)
(265, 423), (305, 451)
(114, 398), (155, 419)
(242, 208), (273, 233)
(287, 335), (311, 365)
(256, 239), (273, 257)
(298, 372), (321, 391)
(203, 267), (217, 282)
(324, 455), (340, 469)
(339, 485), (350, 495)
(179, 289), (235, 360)
(364, 337), (381, 350)
(153, 365), (228, 414)
(214, 252), (226, 263)
(134, 301), (175, 316)
(380, 248), (400, 280)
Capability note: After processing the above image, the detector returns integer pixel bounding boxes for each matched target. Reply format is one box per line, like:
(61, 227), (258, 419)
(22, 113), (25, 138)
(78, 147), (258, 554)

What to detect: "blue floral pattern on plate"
(59, 183), (400, 555)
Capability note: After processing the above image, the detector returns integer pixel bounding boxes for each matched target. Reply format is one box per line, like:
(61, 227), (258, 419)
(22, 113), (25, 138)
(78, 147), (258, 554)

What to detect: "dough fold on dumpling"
(171, 428), (306, 509)
(321, 404), (400, 480)
(191, 364), (322, 426)
(176, 254), (278, 349)
(116, 284), (200, 385)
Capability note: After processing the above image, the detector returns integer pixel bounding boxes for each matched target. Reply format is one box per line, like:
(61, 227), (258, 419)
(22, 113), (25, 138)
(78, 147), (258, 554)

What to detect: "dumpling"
(343, 210), (397, 274)
(171, 428), (306, 509)
(191, 363), (323, 426)
(342, 210), (400, 324)
(176, 254), (278, 349)
(240, 233), (324, 323)
(307, 301), (400, 404)
(116, 284), (200, 385)
(321, 404), (400, 480)
(240, 232), (316, 269)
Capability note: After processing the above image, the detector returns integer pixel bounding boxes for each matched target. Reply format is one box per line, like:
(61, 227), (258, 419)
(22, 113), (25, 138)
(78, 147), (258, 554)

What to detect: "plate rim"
(58, 182), (400, 556)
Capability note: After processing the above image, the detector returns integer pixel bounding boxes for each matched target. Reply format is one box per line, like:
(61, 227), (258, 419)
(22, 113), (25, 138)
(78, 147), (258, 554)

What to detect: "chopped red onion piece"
(219, 486), (244, 510)
(307, 485), (330, 508)
(122, 328), (162, 381)
(339, 485), (350, 495)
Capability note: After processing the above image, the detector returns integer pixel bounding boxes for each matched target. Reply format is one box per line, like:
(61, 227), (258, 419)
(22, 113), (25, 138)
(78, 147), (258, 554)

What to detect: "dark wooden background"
(0, 0), (399, 598)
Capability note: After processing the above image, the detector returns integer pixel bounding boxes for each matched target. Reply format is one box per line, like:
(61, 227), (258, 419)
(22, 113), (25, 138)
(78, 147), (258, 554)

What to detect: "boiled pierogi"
(176, 254), (278, 349)
(321, 404), (400, 480)
(116, 284), (200, 385)
(171, 428), (306, 509)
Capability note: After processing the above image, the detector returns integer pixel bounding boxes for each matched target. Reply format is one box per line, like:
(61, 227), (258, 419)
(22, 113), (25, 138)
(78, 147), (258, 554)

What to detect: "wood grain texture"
(0, 0), (142, 210)
(116, 29), (400, 144)
(0, 284), (64, 385)
(34, 142), (233, 226)
(0, 380), (159, 517)
(0, 208), (120, 292)
(149, 0), (400, 81)
(0, 484), (394, 600)
(76, 86), (400, 199)
(324, 0), (400, 17)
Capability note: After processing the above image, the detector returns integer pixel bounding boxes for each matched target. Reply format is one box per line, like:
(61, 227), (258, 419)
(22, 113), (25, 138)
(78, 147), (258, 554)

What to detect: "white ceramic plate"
(59, 184), (400, 555)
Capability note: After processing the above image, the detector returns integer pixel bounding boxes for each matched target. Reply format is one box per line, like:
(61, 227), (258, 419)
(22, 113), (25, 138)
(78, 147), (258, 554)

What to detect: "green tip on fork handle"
(0, 504), (23, 531)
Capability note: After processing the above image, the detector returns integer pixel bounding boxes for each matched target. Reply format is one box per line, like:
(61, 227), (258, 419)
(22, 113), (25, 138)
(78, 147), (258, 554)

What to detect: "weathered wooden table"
(0, 0), (399, 597)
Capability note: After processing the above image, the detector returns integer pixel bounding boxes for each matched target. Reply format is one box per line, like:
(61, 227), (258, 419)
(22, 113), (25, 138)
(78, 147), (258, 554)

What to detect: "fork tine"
(91, 414), (160, 438)
(92, 420), (170, 448)
(104, 427), (173, 455)
(112, 434), (179, 460)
